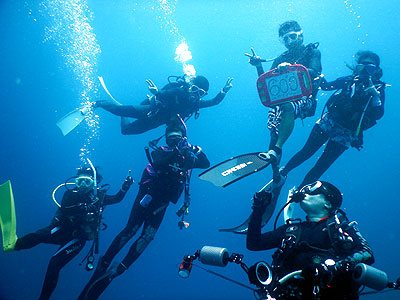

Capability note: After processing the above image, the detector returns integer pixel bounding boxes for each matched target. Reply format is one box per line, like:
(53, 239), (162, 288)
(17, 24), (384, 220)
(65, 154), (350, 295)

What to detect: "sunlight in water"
(41, 0), (101, 162)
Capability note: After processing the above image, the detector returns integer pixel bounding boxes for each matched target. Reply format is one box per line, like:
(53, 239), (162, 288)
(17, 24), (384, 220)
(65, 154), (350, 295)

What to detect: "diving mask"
(189, 84), (208, 99)
(280, 30), (303, 44)
(355, 63), (377, 76)
(166, 132), (184, 148)
(299, 181), (329, 197)
(75, 176), (94, 189)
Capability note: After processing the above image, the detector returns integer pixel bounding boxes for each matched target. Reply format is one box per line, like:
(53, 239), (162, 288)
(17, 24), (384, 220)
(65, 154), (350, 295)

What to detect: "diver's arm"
(199, 78), (233, 109)
(306, 48), (322, 80)
(338, 223), (375, 266)
(192, 150), (210, 169)
(103, 190), (126, 205)
(198, 92), (226, 108)
(104, 175), (133, 205)
(255, 64), (265, 76)
(320, 76), (352, 91)
(247, 203), (285, 251)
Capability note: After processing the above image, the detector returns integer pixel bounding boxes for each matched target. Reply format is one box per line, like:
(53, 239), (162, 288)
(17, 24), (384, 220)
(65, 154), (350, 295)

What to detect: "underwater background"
(1, 0), (399, 299)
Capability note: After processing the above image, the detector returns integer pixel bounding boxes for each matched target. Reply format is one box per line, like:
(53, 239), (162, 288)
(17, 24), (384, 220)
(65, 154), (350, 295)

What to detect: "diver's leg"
(83, 208), (167, 300)
(120, 206), (167, 269)
(14, 226), (57, 250)
(300, 140), (347, 187)
(281, 124), (329, 177)
(264, 104), (294, 175)
(101, 193), (148, 265)
(275, 102), (295, 149)
(78, 219), (143, 300)
(97, 102), (151, 118)
(38, 239), (85, 300)
(81, 192), (147, 291)
(120, 113), (166, 135)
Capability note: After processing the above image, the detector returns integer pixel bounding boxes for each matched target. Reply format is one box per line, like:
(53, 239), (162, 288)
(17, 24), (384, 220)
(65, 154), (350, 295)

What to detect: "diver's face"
(300, 193), (327, 212)
(355, 58), (378, 77)
(166, 132), (183, 148)
(189, 84), (207, 101)
(75, 175), (94, 193)
(280, 30), (303, 50)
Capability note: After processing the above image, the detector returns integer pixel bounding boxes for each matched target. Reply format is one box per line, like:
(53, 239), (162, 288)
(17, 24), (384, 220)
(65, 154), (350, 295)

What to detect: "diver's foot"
(272, 173), (286, 190)
(80, 264), (121, 300)
(259, 149), (281, 165)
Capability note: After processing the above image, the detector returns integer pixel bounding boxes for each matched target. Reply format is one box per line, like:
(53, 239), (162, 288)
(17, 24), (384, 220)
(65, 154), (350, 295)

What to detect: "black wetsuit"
(247, 205), (374, 299)
(14, 188), (126, 300)
(99, 81), (226, 134)
(79, 145), (210, 299)
(281, 75), (385, 187)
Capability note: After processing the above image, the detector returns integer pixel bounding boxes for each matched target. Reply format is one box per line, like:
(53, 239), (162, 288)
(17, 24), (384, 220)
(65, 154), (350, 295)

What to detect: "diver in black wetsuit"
(95, 75), (233, 134)
(246, 20), (322, 180)
(13, 166), (132, 300)
(79, 117), (210, 300)
(280, 50), (385, 187)
(247, 181), (374, 300)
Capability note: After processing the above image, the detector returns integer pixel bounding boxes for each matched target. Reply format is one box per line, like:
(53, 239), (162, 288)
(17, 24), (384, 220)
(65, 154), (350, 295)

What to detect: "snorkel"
(86, 158), (97, 197)
(177, 114), (187, 137)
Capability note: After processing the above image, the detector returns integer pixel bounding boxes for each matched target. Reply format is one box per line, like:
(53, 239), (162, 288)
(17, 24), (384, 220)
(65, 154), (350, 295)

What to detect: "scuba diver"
(78, 116), (210, 299)
(279, 50), (385, 187)
(247, 181), (374, 299)
(246, 20), (322, 182)
(12, 165), (133, 300)
(95, 75), (233, 134)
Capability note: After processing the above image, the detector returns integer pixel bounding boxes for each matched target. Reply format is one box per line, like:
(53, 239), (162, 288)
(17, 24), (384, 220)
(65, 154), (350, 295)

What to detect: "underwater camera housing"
(178, 246), (242, 279)
(178, 246), (400, 300)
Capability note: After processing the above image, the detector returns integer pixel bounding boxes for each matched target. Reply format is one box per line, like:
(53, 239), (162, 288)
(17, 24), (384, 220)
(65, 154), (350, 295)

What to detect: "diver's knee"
(141, 232), (156, 244)
(280, 103), (295, 116)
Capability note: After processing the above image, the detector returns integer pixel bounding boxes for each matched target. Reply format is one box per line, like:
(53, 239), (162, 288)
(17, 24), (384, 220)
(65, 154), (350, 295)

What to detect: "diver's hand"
(187, 143), (202, 154)
(252, 190), (272, 209)
(289, 190), (306, 203)
(277, 62), (291, 72)
(221, 78), (234, 94)
(351, 136), (363, 151)
(121, 173), (134, 192)
(146, 79), (159, 95)
(364, 76), (380, 98)
(245, 48), (263, 66)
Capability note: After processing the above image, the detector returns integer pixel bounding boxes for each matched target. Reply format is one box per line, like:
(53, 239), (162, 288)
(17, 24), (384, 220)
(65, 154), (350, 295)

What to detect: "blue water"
(1, 1), (399, 299)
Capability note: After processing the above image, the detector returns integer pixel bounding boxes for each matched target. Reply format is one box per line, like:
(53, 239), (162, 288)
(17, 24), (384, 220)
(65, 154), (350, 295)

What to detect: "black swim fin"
(198, 152), (272, 188)
(80, 268), (115, 300)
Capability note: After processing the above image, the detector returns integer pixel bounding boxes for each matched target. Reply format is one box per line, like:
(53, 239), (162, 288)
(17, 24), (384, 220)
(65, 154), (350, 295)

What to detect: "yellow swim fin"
(56, 104), (91, 136)
(0, 180), (17, 251)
